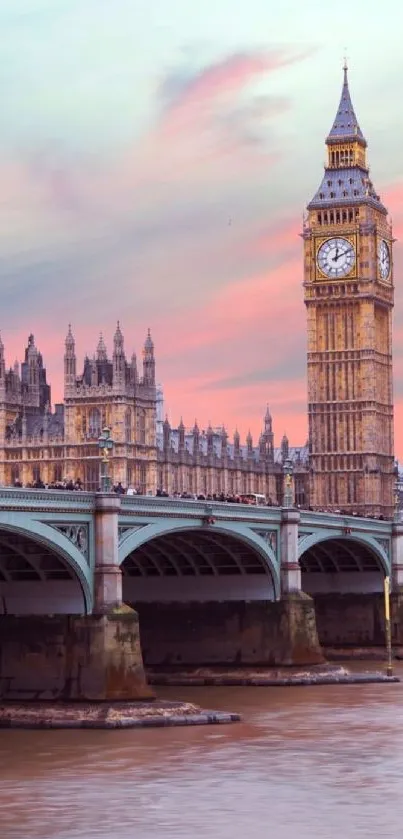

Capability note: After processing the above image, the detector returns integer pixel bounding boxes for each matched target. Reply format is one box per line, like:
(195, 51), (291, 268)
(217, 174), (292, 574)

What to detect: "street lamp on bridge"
(283, 458), (294, 509)
(98, 427), (113, 493)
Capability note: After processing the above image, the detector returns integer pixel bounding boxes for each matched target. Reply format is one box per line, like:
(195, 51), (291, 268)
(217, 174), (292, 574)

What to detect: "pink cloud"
(160, 48), (313, 114)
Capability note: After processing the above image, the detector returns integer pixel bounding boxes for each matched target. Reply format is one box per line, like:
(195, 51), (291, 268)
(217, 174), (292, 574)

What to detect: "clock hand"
(334, 247), (352, 261)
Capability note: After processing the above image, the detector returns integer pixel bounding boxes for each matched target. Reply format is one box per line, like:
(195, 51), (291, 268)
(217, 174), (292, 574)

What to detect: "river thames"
(1, 664), (403, 839)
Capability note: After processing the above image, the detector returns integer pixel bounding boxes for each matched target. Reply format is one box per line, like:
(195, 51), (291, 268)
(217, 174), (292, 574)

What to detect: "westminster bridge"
(1, 488), (403, 700)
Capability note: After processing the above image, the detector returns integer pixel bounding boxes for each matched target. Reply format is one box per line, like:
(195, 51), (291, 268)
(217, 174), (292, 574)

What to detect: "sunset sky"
(1, 2), (403, 454)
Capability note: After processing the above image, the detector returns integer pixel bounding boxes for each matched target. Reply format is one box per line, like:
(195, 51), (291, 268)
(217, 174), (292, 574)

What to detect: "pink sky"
(1, 4), (403, 455)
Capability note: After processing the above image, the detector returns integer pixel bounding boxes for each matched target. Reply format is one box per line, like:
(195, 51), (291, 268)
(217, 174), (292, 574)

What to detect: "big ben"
(303, 64), (395, 517)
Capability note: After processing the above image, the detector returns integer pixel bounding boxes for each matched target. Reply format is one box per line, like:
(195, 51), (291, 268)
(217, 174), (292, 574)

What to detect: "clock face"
(378, 240), (390, 280)
(317, 237), (355, 278)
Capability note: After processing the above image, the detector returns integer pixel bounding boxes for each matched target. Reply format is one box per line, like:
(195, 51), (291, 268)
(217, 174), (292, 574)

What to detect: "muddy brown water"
(1, 661), (402, 838)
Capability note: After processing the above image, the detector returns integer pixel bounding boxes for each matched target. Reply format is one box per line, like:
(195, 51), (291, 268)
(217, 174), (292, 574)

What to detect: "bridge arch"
(298, 530), (389, 595)
(119, 520), (280, 601)
(0, 518), (92, 614)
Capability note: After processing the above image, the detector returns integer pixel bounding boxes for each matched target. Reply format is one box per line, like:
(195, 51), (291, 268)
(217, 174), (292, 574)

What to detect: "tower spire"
(327, 63), (365, 146)
(308, 64), (386, 213)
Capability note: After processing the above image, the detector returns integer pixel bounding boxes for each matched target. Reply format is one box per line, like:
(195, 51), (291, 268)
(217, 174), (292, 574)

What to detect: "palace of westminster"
(0, 67), (396, 517)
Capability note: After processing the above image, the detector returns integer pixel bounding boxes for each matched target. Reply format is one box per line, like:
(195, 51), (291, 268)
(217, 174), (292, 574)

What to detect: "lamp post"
(98, 427), (113, 493)
(383, 575), (393, 677)
(283, 458), (294, 508)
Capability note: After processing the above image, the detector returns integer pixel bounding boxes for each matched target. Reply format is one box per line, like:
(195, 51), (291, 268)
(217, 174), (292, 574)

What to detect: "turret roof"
(327, 65), (365, 145)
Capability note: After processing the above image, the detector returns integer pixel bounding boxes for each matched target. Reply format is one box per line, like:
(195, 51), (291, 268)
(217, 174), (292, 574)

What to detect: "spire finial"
(97, 332), (107, 360)
(343, 50), (348, 75)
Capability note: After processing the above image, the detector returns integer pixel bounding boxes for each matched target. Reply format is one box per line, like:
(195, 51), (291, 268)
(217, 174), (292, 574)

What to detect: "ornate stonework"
(303, 66), (395, 517)
(48, 523), (89, 561)
(0, 330), (310, 506)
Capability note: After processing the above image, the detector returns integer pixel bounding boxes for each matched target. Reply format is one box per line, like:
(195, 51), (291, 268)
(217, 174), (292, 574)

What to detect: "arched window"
(125, 409), (132, 443)
(88, 408), (101, 439)
(137, 410), (146, 445)
(139, 463), (147, 493)
(11, 465), (20, 485)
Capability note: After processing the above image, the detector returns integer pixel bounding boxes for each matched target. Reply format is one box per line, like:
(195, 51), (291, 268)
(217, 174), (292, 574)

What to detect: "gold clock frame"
(314, 234), (357, 281)
(376, 237), (392, 283)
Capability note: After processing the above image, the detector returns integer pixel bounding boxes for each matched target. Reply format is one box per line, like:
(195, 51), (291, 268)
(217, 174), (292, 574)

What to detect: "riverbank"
(147, 662), (399, 687)
(325, 646), (403, 660)
(0, 699), (241, 729)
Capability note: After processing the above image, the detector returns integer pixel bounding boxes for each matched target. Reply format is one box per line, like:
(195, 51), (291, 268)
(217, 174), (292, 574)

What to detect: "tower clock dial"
(378, 240), (390, 280)
(317, 237), (355, 278)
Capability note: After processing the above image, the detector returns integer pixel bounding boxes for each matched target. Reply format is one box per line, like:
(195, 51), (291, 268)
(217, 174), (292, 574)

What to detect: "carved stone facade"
(0, 330), (309, 505)
(303, 65), (395, 517)
(0, 326), (158, 494)
(156, 414), (310, 505)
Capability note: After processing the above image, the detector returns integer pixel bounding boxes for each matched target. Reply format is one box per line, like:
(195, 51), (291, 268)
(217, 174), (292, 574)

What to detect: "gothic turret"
(281, 433), (289, 463)
(178, 417), (185, 453)
(246, 430), (253, 457)
(130, 352), (138, 385)
(112, 321), (126, 390)
(263, 404), (274, 461)
(193, 420), (200, 454)
(207, 423), (214, 456)
(233, 428), (240, 457)
(142, 329), (155, 386)
(97, 334), (107, 362)
(64, 324), (76, 395)
(21, 334), (50, 409)
(163, 415), (171, 453)
(221, 426), (228, 458)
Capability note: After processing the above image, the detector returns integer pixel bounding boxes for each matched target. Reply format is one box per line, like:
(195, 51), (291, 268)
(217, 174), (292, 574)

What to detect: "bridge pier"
(278, 508), (323, 664)
(0, 493), (152, 702)
(280, 509), (302, 593)
(94, 494), (123, 612)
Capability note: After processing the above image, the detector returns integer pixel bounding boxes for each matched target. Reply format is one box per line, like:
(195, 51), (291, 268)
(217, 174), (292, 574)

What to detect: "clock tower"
(303, 64), (395, 517)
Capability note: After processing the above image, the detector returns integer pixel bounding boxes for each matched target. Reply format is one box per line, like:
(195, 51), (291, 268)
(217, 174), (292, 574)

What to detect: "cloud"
(158, 49), (311, 114)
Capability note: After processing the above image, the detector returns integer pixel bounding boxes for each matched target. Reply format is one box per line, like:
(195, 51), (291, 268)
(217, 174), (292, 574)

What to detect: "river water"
(1, 664), (403, 839)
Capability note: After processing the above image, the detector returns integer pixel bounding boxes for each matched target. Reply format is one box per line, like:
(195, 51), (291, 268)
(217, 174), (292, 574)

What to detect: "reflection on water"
(1, 663), (403, 838)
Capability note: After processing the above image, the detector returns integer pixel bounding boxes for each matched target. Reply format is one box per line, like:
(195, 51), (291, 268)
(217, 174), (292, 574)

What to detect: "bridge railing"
(0, 486), (95, 510)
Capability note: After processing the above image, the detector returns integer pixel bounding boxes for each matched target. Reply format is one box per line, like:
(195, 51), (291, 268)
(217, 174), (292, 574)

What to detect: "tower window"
(88, 408), (101, 439)
(343, 190), (347, 197)
(330, 192), (335, 198)
(349, 178), (353, 184)
(353, 189), (358, 196)
(338, 179), (343, 186)
(125, 408), (132, 443)
(327, 180), (332, 187)
(319, 192), (324, 199)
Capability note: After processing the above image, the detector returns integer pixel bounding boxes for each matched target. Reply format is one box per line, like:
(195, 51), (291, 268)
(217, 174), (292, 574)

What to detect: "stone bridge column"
(280, 508), (301, 593)
(94, 494), (122, 612)
(278, 507), (323, 665)
(89, 493), (152, 700)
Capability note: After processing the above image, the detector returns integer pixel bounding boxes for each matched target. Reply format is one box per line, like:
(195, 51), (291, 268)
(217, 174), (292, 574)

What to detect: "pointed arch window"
(137, 410), (146, 445)
(88, 408), (101, 439)
(125, 408), (132, 443)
